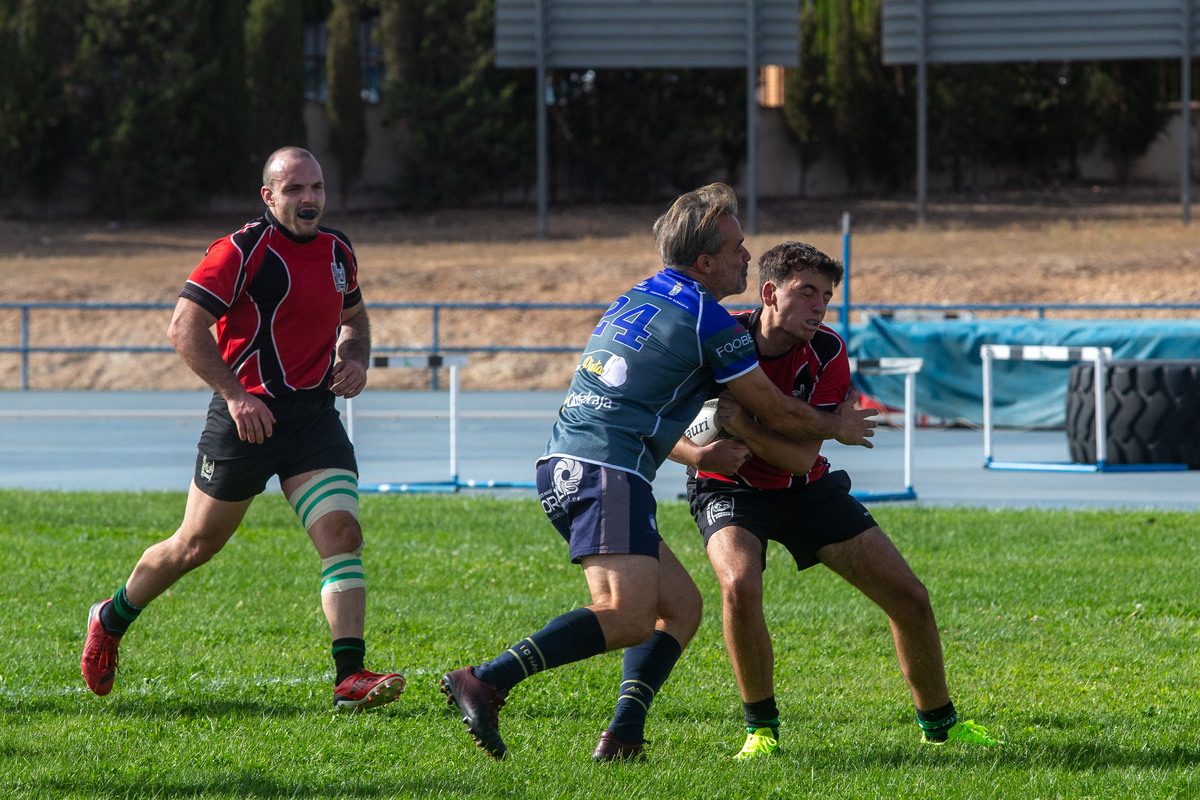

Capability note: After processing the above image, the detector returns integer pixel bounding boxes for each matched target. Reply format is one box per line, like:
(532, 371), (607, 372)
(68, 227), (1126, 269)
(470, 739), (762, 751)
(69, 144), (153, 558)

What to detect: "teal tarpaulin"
(850, 316), (1200, 428)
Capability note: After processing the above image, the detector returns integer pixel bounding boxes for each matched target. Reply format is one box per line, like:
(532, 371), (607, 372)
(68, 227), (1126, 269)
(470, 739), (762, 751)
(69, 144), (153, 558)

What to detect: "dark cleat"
(440, 667), (509, 760)
(592, 730), (647, 762)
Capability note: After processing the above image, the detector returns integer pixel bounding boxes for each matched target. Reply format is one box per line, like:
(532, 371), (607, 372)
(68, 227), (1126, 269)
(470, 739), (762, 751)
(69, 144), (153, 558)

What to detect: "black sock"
(917, 701), (958, 742)
(474, 607), (607, 694)
(743, 696), (780, 736)
(332, 637), (366, 685)
(607, 630), (683, 744)
(100, 585), (143, 637)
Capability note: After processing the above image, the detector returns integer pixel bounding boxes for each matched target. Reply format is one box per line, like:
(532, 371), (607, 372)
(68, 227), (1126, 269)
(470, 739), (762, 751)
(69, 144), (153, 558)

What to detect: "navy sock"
(99, 585), (143, 637)
(607, 630), (683, 744)
(917, 701), (958, 742)
(332, 637), (366, 685)
(474, 607), (606, 694)
(743, 696), (780, 736)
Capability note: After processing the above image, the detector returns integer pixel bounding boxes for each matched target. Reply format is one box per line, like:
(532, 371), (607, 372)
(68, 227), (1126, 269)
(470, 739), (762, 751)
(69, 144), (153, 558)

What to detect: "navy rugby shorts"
(536, 457), (661, 564)
(687, 470), (876, 571)
(194, 389), (358, 502)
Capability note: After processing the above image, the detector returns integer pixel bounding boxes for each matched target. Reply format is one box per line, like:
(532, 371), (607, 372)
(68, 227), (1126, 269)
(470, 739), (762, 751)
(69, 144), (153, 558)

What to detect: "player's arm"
(668, 436), (752, 475)
(330, 301), (370, 398)
(715, 391), (822, 475)
(725, 367), (876, 448)
(167, 296), (275, 443)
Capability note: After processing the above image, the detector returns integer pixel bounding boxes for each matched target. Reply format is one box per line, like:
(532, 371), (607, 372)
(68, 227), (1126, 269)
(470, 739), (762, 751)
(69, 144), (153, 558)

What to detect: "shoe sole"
(439, 673), (507, 760)
(334, 675), (405, 711)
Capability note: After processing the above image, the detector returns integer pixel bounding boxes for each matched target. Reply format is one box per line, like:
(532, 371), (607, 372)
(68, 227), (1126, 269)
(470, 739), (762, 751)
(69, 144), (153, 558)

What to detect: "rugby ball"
(684, 399), (724, 446)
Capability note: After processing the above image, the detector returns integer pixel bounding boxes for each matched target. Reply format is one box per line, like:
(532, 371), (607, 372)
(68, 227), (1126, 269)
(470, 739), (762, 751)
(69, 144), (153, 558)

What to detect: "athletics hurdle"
(849, 357), (922, 502)
(345, 355), (482, 492)
(980, 344), (1187, 473)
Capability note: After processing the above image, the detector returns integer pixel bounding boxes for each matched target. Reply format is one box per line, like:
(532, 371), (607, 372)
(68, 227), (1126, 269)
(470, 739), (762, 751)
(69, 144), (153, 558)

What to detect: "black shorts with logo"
(194, 389), (357, 502)
(687, 470), (876, 571)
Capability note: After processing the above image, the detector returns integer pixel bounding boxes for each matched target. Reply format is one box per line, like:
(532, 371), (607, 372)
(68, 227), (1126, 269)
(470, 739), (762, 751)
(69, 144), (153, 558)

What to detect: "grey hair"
(652, 183), (739, 270)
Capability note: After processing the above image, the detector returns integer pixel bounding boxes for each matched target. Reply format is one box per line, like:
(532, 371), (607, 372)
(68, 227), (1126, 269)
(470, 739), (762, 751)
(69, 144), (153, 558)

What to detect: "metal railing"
(5, 300), (1200, 390)
(0, 300), (608, 390)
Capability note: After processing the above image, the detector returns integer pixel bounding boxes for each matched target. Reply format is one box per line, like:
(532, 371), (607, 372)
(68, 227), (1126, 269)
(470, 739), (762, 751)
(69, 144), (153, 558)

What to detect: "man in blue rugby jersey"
(441, 184), (877, 761)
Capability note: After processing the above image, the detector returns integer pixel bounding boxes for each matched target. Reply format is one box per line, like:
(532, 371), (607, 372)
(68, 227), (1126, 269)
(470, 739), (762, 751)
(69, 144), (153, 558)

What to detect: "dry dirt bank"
(4, 186), (1199, 391)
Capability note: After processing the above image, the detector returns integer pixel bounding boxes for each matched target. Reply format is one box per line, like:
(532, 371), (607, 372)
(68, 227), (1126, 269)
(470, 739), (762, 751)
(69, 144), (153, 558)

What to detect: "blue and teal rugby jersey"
(543, 268), (759, 483)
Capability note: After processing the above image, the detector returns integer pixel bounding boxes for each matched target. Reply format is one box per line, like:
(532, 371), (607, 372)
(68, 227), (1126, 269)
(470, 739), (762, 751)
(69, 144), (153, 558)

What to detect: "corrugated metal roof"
(496, 0), (800, 69)
(883, 0), (1199, 64)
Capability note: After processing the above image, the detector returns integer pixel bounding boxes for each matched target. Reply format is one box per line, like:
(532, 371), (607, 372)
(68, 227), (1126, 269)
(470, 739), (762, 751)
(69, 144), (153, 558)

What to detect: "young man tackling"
(672, 241), (998, 759)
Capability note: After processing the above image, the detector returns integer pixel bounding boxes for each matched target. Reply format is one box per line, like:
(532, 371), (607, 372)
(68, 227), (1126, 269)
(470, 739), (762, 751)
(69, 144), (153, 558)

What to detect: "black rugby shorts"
(194, 389), (357, 502)
(687, 470), (876, 571)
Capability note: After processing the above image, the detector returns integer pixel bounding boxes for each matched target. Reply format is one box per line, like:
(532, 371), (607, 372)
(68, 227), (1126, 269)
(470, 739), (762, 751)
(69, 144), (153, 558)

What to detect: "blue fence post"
(20, 305), (29, 391)
(430, 305), (440, 390)
(841, 212), (852, 345)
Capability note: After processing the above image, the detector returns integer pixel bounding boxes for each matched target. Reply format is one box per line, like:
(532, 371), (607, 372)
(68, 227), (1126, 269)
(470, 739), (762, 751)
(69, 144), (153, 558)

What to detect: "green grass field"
(1, 490), (1197, 799)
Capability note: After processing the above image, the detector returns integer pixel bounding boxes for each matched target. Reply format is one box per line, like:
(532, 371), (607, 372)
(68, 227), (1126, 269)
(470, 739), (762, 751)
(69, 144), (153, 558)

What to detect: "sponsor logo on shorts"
(705, 497), (733, 528)
(540, 488), (566, 520)
(578, 350), (629, 388)
(715, 332), (754, 357)
(563, 390), (614, 411)
(200, 454), (214, 482)
(331, 260), (347, 292)
(552, 458), (584, 499)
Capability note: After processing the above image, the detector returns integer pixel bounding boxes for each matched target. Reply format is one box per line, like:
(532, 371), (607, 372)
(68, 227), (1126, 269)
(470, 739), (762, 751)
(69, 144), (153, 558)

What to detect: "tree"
(378, 0), (533, 206)
(246, 0), (307, 171)
(546, 69), (746, 201)
(70, 0), (251, 217)
(326, 0), (366, 205)
(782, 0), (913, 192)
(1087, 61), (1171, 183)
(782, 2), (834, 196)
(0, 0), (87, 203)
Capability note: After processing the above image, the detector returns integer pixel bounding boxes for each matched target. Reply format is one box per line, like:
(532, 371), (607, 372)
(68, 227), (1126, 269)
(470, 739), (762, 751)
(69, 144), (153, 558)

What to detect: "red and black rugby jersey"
(697, 307), (851, 490)
(180, 213), (362, 397)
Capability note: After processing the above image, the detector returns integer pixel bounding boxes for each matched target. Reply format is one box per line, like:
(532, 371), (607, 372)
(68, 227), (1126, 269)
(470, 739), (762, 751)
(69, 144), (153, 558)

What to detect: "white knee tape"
(288, 468), (359, 531)
(321, 546), (366, 594)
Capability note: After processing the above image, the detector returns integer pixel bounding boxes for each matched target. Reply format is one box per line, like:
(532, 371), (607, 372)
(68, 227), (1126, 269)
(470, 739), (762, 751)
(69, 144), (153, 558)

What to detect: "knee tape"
(288, 468), (359, 531)
(321, 543), (366, 595)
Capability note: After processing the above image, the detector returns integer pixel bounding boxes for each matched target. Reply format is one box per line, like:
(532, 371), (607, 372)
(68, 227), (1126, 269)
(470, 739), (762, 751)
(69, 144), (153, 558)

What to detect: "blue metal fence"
(4, 300), (1200, 390)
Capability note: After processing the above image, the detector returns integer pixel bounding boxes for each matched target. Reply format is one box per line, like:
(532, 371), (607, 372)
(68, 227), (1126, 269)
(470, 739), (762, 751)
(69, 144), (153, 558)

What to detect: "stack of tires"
(1066, 360), (1200, 468)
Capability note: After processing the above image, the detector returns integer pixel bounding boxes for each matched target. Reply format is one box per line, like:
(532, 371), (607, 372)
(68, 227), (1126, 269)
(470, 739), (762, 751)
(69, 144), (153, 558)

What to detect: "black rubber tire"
(1066, 359), (1200, 468)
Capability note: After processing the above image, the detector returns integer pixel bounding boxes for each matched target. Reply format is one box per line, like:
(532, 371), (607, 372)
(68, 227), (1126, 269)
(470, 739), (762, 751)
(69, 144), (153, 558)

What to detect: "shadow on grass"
(4, 693), (426, 721)
(32, 770), (487, 800)
(829, 740), (1200, 771)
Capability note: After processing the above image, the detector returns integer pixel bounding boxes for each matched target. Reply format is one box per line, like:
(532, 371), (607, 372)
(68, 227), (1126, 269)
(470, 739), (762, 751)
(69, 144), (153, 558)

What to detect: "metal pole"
(840, 212), (851, 345)
(449, 363), (460, 486)
(535, 0), (549, 239)
(1183, 0), (1192, 225)
(21, 306), (29, 391)
(981, 347), (994, 465)
(903, 368), (915, 491)
(431, 306), (441, 390)
(745, 0), (759, 233)
(916, 0), (928, 223)
(1093, 350), (1107, 469)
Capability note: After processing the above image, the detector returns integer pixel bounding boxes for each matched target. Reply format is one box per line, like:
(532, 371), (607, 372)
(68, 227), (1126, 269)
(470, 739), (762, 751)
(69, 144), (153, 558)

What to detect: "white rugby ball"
(684, 399), (724, 446)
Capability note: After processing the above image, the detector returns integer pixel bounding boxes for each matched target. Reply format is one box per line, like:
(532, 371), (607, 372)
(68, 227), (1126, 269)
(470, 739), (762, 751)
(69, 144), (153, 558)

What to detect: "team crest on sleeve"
(552, 458), (584, 498)
(331, 259), (348, 292)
